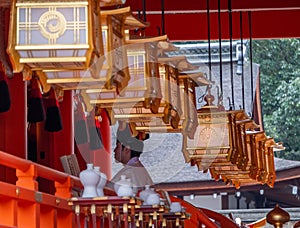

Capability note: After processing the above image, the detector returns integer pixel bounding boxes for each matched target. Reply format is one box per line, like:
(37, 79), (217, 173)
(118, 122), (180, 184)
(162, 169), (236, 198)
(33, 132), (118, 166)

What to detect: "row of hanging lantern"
(7, 1), (148, 92)
(182, 87), (284, 189)
(89, 34), (169, 125)
(6, 0), (284, 189)
(6, 0), (210, 138)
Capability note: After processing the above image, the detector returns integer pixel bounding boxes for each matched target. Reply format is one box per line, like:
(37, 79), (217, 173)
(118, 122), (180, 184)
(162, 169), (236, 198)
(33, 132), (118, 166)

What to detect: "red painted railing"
(170, 195), (240, 228)
(0, 150), (246, 227)
(0, 150), (81, 227)
(246, 217), (267, 228)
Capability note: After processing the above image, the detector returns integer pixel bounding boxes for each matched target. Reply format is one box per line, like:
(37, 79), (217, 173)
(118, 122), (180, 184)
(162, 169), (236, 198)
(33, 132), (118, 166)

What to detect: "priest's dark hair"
(116, 123), (144, 158)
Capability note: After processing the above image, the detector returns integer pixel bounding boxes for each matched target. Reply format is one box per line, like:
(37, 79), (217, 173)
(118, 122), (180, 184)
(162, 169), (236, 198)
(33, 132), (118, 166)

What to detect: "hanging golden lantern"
(246, 131), (283, 187)
(36, 6), (147, 94)
(207, 115), (258, 188)
(179, 70), (213, 139)
(87, 36), (179, 128)
(181, 91), (233, 166)
(158, 56), (199, 130)
(79, 8), (151, 109)
(107, 36), (170, 125)
(7, 0), (104, 74)
(100, 6), (148, 93)
(209, 128), (283, 189)
(128, 56), (211, 135)
(264, 138), (284, 187)
(86, 35), (166, 105)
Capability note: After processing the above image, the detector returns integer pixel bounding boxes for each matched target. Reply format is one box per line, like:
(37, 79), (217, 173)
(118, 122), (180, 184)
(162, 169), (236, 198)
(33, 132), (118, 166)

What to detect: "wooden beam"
(126, 0), (300, 12)
(130, 10), (300, 40)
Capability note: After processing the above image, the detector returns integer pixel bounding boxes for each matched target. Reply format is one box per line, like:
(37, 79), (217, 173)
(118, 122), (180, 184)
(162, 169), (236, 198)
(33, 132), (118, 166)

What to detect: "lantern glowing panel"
(159, 62), (182, 129)
(183, 109), (232, 169)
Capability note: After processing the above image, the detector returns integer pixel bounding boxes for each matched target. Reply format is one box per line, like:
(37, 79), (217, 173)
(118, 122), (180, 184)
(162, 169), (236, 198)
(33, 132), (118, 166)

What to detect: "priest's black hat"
(116, 123), (144, 153)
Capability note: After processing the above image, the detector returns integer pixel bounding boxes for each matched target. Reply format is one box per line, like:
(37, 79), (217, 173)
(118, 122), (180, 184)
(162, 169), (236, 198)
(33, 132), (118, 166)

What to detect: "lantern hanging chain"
(227, 97), (233, 110)
(140, 0), (146, 36)
(218, 0), (223, 94)
(240, 11), (245, 110)
(142, 0), (147, 22)
(161, 0), (165, 35)
(135, 10), (142, 34)
(198, 78), (209, 104)
(216, 85), (224, 109)
(228, 0), (235, 110)
(248, 11), (254, 110)
(206, 0), (212, 82)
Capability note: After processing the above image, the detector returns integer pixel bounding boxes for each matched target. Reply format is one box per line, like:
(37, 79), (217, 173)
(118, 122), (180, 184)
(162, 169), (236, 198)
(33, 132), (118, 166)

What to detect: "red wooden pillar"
(35, 90), (73, 194)
(36, 90), (74, 172)
(0, 8), (26, 183)
(76, 107), (112, 179)
(0, 74), (27, 183)
(50, 90), (74, 171)
(91, 109), (112, 179)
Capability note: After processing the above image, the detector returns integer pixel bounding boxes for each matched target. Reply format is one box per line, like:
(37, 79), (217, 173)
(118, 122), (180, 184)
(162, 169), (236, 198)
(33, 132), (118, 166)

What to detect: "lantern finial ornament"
(267, 204), (290, 228)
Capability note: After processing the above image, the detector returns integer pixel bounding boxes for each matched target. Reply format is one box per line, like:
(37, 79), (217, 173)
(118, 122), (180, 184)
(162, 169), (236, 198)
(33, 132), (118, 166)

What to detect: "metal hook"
(227, 97), (234, 110)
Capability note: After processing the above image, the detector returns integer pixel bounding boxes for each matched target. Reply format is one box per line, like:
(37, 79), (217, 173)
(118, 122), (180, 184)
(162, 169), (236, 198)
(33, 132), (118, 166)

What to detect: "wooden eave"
(99, 0), (124, 8)
(157, 41), (179, 52)
(100, 6), (131, 16)
(179, 71), (212, 86)
(101, 6), (149, 29)
(158, 55), (199, 72)
(125, 34), (168, 44)
(124, 13), (149, 29)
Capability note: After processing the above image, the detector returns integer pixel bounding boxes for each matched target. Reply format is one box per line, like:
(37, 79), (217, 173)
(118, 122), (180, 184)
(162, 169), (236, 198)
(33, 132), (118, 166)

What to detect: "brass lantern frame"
(8, 0), (101, 73)
(101, 6), (148, 93)
(87, 35), (168, 123)
(209, 127), (282, 189)
(35, 7), (147, 94)
(129, 56), (211, 135)
(107, 36), (170, 126)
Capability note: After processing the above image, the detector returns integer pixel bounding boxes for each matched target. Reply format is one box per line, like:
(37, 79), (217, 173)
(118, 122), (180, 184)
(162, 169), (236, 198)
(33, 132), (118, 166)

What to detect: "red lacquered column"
(92, 109), (112, 179)
(0, 74), (27, 183)
(50, 90), (74, 171)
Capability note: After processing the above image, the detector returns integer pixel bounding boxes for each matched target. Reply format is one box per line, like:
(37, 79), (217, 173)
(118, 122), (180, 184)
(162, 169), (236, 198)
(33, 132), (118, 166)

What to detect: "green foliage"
(252, 39), (300, 159)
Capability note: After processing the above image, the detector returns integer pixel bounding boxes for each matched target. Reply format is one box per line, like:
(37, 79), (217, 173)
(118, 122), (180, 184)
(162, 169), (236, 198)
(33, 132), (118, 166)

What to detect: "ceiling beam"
(129, 10), (300, 40)
(125, 0), (300, 13)
(1, 1), (299, 39)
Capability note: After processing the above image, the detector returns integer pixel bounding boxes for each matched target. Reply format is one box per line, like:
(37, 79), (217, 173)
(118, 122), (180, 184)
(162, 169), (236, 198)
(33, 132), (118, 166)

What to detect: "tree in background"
(252, 39), (300, 160)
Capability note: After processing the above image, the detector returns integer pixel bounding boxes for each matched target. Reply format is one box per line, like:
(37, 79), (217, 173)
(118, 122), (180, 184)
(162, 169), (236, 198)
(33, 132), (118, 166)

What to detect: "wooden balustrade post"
(15, 165), (40, 228)
(55, 176), (73, 198)
(16, 164), (38, 191)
